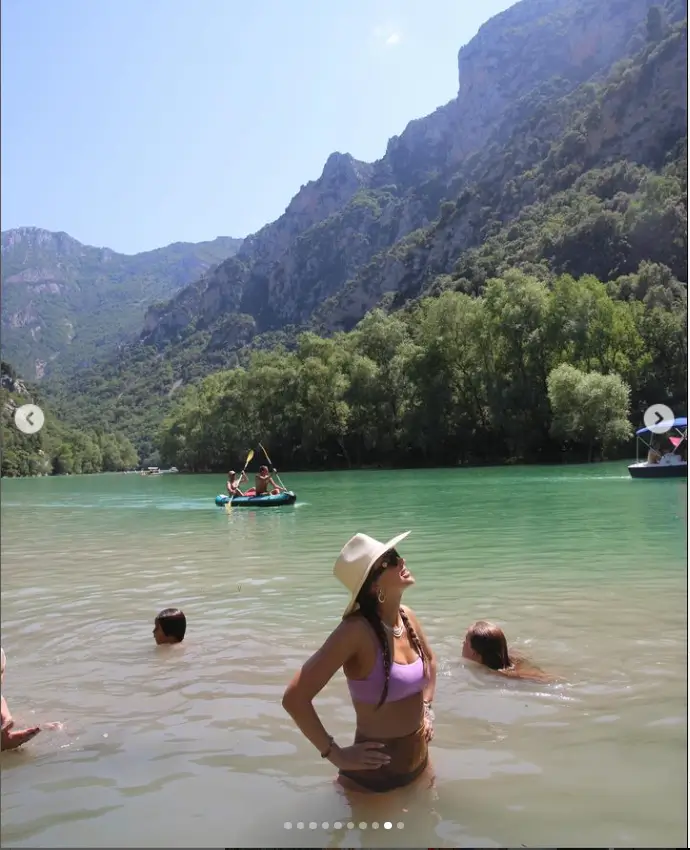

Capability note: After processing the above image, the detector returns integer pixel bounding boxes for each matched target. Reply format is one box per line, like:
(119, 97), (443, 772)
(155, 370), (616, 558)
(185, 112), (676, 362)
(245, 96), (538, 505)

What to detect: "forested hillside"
(1, 228), (242, 380)
(0, 361), (139, 477)
(41, 0), (686, 468)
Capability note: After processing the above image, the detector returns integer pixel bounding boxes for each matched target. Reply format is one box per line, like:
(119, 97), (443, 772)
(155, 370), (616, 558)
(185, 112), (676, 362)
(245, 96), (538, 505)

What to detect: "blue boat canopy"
(636, 416), (688, 436)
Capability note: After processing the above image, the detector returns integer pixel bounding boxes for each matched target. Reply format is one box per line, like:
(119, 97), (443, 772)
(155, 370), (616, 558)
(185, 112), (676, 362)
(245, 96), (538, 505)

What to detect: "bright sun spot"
(373, 26), (402, 47)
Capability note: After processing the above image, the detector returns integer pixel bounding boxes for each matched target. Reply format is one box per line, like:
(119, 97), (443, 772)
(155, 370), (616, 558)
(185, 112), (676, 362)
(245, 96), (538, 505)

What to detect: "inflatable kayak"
(215, 491), (297, 508)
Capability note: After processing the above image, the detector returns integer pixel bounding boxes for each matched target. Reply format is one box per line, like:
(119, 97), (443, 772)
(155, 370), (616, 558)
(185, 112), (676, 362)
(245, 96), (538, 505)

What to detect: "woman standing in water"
(282, 531), (436, 792)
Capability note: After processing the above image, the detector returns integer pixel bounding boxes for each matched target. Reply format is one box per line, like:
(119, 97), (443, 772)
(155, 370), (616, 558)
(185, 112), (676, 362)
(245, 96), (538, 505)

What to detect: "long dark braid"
(399, 607), (427, 680)
(353, 575), (392, 709)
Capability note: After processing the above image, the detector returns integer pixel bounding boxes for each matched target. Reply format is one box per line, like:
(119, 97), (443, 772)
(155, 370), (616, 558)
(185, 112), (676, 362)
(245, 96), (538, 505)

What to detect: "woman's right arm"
(282, 620), (358, 758)
(1, 698), (40, 750)
(283, 620), (390, 770)
(282, 620), (390, 771)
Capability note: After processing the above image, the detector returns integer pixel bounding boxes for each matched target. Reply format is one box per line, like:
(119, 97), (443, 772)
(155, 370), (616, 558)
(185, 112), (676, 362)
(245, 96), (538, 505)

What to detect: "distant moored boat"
(628, 416), (687, 479)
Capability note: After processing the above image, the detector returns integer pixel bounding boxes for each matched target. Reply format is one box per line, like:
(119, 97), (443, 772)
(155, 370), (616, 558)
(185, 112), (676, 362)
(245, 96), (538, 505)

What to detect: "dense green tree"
(547, 364), (633, 461)
(1, 362), (140, 478)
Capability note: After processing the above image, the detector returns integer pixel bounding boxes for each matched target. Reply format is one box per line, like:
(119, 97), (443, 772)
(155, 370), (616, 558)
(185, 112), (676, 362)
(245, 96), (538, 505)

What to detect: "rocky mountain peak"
(1, 226), (83, 256)
(139, 0), (684, 351)
(281, 150), (373, 222)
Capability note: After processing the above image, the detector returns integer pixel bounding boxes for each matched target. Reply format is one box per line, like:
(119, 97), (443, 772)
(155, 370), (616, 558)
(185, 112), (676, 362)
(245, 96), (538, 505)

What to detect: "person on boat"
(226, 470), (248, 497)
(461, 620), (551, 682)
(1, 647), (42, 751)
(254, 465), (284, 496)
(282, 531), (437, 793)
(647, 447), (661, 464)
(659, 439), (684, 465)
(153, 608), (187, 645)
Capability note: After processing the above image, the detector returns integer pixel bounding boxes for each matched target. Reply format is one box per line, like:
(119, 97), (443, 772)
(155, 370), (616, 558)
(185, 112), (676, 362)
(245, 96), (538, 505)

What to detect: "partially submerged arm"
(504, 649), (558, 683)
(1, 696), (41, 751)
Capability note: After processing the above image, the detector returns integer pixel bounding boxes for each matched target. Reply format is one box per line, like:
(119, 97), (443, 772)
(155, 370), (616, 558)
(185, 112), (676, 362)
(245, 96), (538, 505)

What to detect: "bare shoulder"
(400, 604), (423, 628)
(401, 605), (434, 654)
(316, 615), (369, 654)
(338, 614), (372, 644)
(284, 616), (370, 700)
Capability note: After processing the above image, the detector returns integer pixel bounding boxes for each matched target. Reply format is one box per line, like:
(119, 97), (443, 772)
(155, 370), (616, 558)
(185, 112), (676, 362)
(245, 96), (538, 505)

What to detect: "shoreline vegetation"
(1, 360), (139, 479)
(155, 272), (686, 473)
(0, 455), (652, 482)
(2, 267), (685, 479)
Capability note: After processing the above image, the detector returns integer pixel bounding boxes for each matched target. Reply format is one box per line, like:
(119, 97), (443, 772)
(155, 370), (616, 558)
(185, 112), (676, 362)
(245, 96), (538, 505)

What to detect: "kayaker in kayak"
(254, 465), (285, 496)
(227, 470), (247, 497)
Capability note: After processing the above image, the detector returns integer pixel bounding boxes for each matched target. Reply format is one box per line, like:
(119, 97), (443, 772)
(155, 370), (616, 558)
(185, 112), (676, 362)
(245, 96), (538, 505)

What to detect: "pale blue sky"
(2, 0), (514, 254)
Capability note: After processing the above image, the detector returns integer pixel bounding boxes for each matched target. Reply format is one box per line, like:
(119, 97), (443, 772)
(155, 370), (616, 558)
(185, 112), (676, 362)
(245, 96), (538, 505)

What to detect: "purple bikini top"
(346, 644), (426, 705)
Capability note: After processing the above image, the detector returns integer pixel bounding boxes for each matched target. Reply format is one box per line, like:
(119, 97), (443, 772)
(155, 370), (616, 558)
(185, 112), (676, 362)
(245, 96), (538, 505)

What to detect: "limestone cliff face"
(143, 152), (373, 343)
(142, 0), (682, 350)
(383, 0), (666, 187)
(315, 16), (687, 331)
(1, 227), (242, 379)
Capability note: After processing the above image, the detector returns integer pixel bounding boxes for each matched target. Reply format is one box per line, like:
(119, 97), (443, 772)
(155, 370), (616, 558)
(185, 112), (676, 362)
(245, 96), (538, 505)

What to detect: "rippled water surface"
(1, 466), (687, 848)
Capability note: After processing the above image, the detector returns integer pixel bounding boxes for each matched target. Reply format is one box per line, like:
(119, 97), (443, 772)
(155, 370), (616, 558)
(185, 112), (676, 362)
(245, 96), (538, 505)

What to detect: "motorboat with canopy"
(628, 416), (687, 479)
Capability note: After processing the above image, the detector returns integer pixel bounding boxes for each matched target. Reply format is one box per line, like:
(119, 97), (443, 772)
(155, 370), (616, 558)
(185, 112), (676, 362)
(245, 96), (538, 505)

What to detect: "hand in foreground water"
(1, 720), (42, 750)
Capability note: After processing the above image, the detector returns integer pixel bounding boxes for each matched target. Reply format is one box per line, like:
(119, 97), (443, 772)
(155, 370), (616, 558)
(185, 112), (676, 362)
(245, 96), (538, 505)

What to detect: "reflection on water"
(0, 466), (686, 848)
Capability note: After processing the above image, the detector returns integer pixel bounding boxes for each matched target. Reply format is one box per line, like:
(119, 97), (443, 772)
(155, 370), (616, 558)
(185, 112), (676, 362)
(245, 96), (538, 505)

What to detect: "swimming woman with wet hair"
(282, 531), (437, 793)
(462, 620), (551, 682)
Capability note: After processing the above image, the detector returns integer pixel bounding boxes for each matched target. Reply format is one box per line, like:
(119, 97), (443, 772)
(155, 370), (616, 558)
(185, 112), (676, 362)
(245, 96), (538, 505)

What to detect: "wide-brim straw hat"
(333, 531), (411, 618)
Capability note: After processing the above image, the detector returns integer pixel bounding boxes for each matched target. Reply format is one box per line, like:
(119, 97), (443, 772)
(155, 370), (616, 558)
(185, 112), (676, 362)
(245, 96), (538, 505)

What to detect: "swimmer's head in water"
(153, 608), (186, 644)
(462, 620), (511, 670)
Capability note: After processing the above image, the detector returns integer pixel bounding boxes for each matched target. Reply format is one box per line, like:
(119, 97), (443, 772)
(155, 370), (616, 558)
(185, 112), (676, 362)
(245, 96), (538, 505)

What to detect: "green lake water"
(0, 465), (687, 848)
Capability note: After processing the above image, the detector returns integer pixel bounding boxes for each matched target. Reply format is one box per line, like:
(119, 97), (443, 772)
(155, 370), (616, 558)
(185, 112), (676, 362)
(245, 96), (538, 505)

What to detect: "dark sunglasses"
(380, 549), (401, 568)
